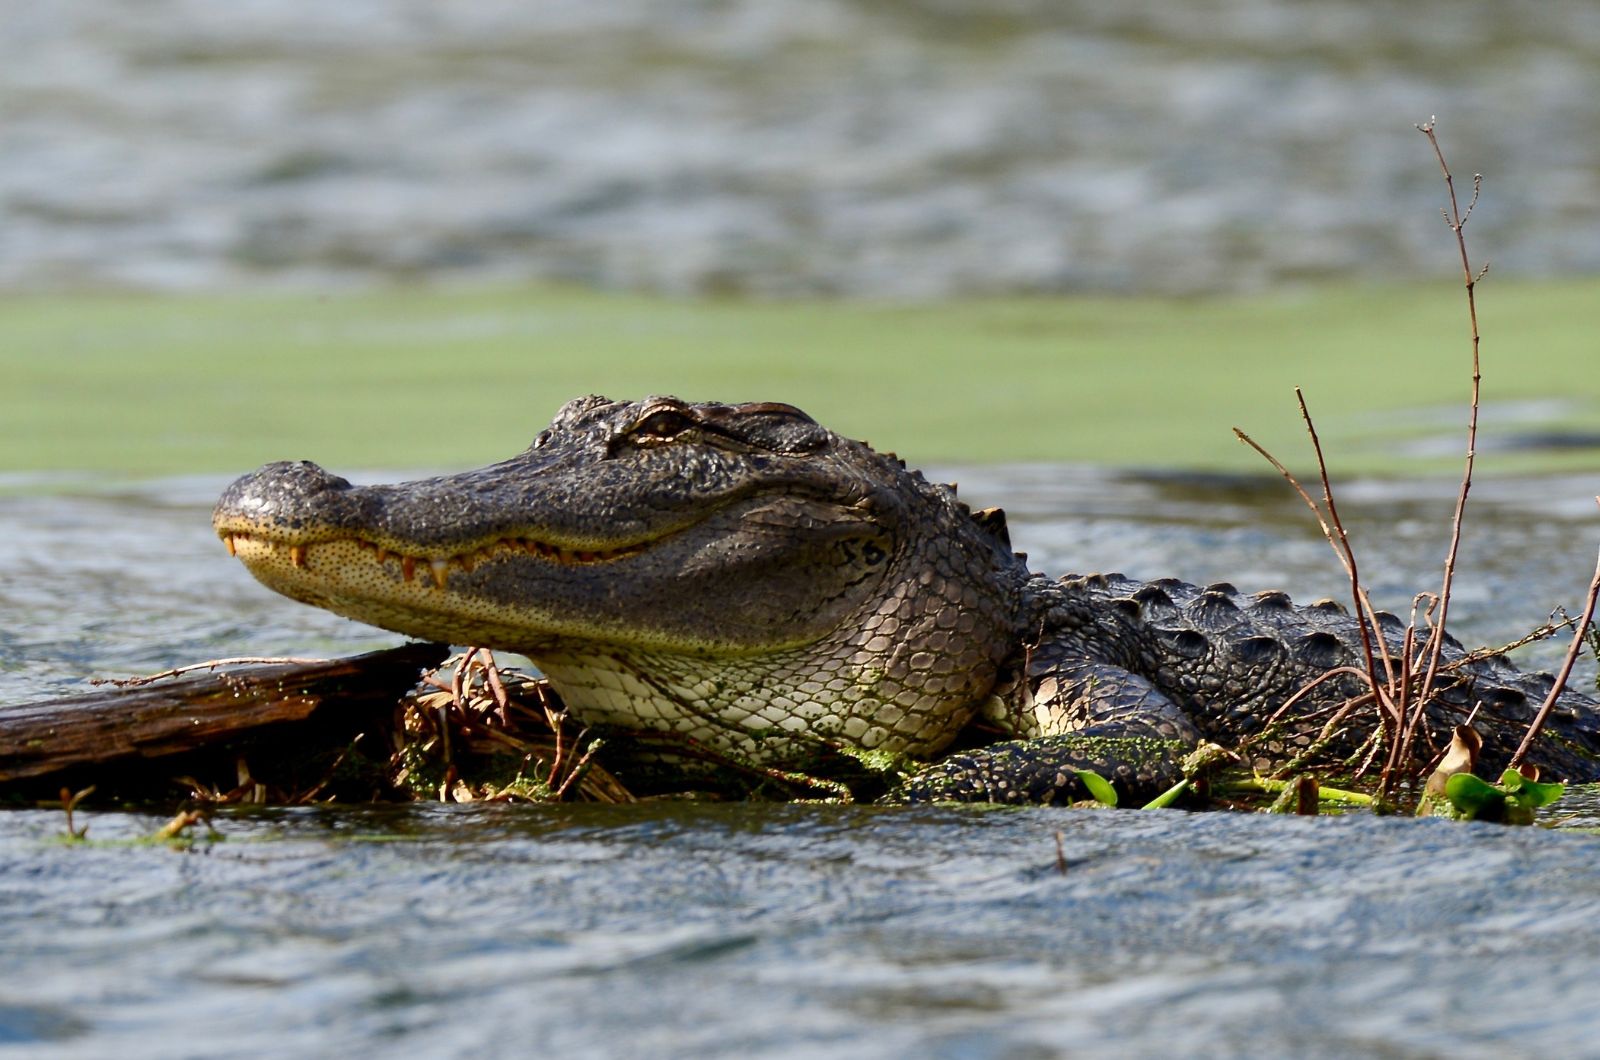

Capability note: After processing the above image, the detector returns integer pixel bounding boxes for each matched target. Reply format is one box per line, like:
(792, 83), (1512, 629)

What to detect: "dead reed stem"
(1232, 120), (1589, 800)
(1292, 388), (1395, 730)
(1509, 512), (1600, 771)
(1234, 407), (1396, 739)
(1398, 118), (1485, 791)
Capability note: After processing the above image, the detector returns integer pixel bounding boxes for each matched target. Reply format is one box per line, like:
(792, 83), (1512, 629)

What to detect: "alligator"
(212, 395), (1600, 804)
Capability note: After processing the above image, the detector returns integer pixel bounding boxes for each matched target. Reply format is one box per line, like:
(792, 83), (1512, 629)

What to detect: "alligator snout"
(213, 460), (356, 536)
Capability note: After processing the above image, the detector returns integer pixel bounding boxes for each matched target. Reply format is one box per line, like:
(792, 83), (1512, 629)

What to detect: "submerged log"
(0, 642), (448, 784)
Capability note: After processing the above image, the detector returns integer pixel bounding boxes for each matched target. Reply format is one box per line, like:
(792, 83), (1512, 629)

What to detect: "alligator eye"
(632, 409), (696, 441)
(532, 430), (552, 450)
(839, 537), (889, 567)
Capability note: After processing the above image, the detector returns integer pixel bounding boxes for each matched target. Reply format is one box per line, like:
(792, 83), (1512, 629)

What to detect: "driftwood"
(0, 642), (447, 785)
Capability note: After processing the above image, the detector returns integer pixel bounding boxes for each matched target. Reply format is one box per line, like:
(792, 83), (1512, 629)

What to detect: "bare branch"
(1233, 427), (1351, 578)
(93, 656), (331, 686)
(1459, 173), (1483, 228)
(1407, 118), (1485, 797)
(1295, 391), (1388, 697)
(1509, 501), (1600, 771)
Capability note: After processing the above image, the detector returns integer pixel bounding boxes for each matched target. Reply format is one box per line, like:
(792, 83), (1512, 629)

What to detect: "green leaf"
(1498, 769), (1566, 809)
(1074, 770), (1119, 808)
(1440, 770), (1566, 823)
(1442, 773), (1506, 820)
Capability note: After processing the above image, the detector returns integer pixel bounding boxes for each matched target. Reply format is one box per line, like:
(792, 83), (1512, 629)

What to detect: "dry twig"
(1394, 118), (1487, 791)
(94, 657), (329, 687)
(1509, 508), (1600, 771)
(1230, 120), (1593, 802)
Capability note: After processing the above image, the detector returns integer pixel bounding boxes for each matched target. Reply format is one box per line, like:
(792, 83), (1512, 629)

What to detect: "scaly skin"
(214, 395), (1600, 804)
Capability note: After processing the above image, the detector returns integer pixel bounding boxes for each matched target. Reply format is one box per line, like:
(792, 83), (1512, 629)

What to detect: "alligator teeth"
(289, 545), (308, 569)
(222, 534), (237, 556)
(429, 558), (450, 590)
(401, 555), (416, 582)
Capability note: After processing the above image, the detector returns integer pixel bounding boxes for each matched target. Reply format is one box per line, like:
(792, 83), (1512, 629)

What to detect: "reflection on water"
(2, 468), (1600, 1055)
(4, 1), (1600, 295)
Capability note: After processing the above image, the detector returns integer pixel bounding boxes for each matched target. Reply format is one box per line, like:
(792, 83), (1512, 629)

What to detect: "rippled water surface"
(6, 1), (1600, 295)
(6, 804), (1600, 1058)
(3, 467), (1600, 1056)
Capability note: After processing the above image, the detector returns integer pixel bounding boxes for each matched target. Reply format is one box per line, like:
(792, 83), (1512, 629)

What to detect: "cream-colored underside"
(538, 644), (971, 763)
(225, 532), (995, 765)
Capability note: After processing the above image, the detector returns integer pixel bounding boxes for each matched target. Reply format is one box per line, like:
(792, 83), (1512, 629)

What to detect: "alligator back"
(1021, 571), (1600, 782)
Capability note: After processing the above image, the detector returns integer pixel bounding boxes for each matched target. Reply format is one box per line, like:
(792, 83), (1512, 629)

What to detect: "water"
(3, 804), (1600, 1058)
(5, 1), (1600, 296)
(3, 467), (1600, 1055)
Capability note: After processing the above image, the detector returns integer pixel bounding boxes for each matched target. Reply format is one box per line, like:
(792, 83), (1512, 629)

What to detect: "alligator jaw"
(219, 526), (660, 651)
(214, 467), (897, 657)
(218, 528), (651, 590)
(211, 507), (720, 654)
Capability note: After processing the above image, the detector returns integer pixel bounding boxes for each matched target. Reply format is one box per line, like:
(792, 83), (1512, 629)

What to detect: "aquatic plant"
(1234, 120), (1600, 819)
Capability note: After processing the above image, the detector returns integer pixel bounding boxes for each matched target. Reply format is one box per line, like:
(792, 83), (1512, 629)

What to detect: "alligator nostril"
(213, 460), (355, 530)
(250, 461), (352, 492)
(269, 461), (351, 490)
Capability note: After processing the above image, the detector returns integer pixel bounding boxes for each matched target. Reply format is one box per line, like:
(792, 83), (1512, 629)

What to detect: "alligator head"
(214, 395), (1027, 763)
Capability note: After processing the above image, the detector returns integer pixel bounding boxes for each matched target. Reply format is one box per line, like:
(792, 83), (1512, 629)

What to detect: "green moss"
(829, 743), (917, 779)
(1033, 734), (1187, 765)
(4, 279), (1599, 477)
(481, 773), (555, 802)
(392, 742), (449, 800)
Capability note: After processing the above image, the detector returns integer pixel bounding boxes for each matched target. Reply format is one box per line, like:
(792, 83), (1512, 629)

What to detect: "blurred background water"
(4, 0), (1599, 297)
